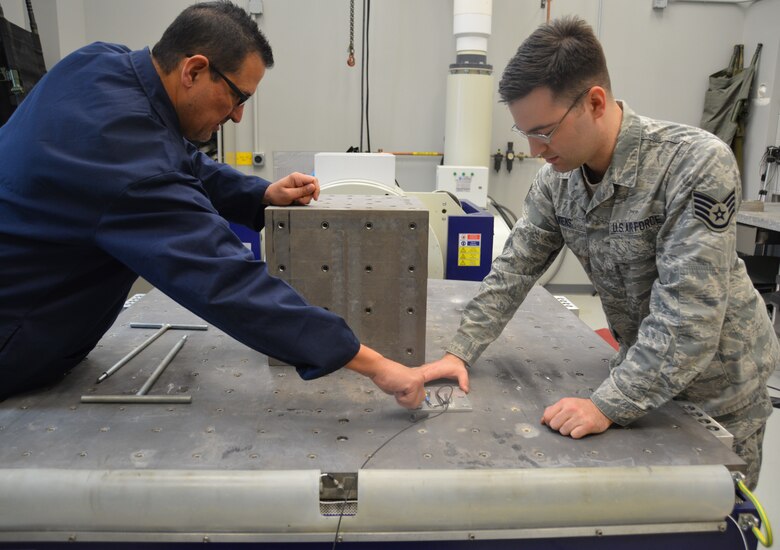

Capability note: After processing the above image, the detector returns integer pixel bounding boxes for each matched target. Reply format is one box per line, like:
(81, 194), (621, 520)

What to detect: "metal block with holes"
(265, 195), (429, 365)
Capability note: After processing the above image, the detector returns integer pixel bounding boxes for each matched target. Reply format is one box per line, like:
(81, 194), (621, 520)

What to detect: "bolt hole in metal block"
(265, 195), (429, 366)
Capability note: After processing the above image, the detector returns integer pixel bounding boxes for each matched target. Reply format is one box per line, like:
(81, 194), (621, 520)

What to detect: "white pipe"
(252, 91), (261, 161)
(357, 466), (736, 531)
(0, 466), (735, 534)
(251, 12), (262, 165)
(672, 0), (757, 3)
(453, 0), (492, 54)
(216, 127), (223, 163)
(443, 0), (493, 168)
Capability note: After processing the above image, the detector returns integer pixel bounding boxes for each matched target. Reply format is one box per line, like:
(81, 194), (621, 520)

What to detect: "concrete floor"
(566, 291), (780, 539)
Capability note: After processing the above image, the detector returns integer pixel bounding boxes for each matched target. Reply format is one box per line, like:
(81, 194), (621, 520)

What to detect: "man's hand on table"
(541, 397), (612, 438)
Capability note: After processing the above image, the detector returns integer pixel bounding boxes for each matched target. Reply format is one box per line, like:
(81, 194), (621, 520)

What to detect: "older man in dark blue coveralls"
(0, 2), (463, 405)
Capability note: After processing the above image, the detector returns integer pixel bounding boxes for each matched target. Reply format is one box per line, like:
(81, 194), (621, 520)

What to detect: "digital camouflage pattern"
(447, 103), (777, 486)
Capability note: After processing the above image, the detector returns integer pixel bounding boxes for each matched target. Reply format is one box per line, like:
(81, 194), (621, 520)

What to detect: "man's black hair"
(498, 16), (610, 104)
(153, 1), (274, 75)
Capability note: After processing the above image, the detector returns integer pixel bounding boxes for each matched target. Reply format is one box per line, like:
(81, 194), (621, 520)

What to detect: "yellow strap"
(737, 478), (773, 547)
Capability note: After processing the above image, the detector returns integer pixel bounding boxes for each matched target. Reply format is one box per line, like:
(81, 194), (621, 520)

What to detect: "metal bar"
(0, 523), (732, 544)
(129, 323), (208, 331)
(136, 335), (188, 395)
(97, 323), (208, 383)
(79, 395), (192, 404)
(96, 323), (172, 383)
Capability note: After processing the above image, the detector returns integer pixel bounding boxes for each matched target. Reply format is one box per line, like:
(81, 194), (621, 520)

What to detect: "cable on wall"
(364, 0), (371, 152)
(350, 0), (371, 152)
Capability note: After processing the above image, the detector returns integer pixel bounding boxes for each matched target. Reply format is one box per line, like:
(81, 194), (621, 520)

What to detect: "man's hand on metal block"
(263, 172), (320, 206)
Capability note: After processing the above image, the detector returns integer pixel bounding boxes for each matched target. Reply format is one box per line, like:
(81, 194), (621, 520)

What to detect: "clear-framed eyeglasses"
(511, 88), (591, 144)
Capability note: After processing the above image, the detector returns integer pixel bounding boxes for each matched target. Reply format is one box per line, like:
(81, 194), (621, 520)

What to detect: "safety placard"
(458, 233), (481, 267)
(236, 152), (253, 166)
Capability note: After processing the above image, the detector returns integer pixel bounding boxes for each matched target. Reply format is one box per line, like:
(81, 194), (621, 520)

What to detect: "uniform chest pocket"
(606, 231), (660, 299)
(607, 228), (660, 264)
(607, 213), (664, 263)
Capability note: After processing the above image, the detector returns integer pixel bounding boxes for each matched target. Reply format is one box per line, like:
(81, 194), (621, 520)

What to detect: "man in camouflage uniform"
(422, 16), (777, 489)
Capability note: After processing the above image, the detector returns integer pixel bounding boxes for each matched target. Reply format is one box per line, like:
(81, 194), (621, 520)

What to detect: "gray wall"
(2, 0), (779, 284)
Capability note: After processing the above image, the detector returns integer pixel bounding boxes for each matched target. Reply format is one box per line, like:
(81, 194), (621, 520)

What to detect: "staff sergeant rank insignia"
(692, 190), (735, 232)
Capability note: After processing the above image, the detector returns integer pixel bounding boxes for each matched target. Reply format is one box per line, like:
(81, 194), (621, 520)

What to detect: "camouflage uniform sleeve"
(590, 138), (741, 425)
(446, 171), (564, 365)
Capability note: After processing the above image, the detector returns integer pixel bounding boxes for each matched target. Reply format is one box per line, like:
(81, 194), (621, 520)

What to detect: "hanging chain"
(347, 0), (356, 67)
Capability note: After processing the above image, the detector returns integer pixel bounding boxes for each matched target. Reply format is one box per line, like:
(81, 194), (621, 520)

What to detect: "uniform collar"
(564, 101), (641, 213)
(602, 100), (641, 189)
(130, 47), (182, 137)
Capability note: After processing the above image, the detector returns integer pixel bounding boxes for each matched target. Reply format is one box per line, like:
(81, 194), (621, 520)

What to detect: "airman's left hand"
(419, 353), (470, 393)
(541, 397), (612, 439)
(263, 172), (320, 206)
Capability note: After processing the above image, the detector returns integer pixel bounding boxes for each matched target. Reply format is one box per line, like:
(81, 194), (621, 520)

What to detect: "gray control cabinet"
(265, 195), (428, 365)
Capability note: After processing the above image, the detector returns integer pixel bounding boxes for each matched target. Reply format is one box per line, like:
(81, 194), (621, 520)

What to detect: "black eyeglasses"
(186, 54), (252, 107)
(512, 88), (591, 144)
(209, 64), (251, 107)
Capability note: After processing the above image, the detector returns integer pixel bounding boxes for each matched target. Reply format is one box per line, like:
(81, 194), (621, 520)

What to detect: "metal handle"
(136, 335), (188, 395)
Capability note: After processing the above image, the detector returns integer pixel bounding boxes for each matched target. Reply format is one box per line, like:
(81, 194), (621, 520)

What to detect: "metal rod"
(96, 323), (172, 383)
(129, 323), (208, 331)
(137, 335), (188, 395)
(80, 395), (192, 404)
(97, 323), (208, 383)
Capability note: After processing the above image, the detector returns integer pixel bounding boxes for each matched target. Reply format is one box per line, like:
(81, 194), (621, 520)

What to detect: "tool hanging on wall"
(700, 43), (762, 171)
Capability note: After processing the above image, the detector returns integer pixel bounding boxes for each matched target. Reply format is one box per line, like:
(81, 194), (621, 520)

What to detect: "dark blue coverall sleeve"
(95, 168), (360, 380)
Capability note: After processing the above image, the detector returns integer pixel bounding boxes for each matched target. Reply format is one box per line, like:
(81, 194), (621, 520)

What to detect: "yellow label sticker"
(236, 152), (253, 166)
(457, 233), (481, 267)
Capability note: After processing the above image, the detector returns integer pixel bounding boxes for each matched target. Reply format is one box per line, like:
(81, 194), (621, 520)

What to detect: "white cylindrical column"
(453, 0), (492, 54)
(443, 0), (493, 168)
(444, 71), (493, 167)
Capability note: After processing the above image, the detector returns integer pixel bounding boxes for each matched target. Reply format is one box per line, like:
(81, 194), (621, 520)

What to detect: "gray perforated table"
(0, 280), (743, 544)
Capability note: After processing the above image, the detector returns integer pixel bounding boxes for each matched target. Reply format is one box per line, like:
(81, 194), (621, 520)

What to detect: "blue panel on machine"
(446, 199), (494, 281)
(229, 222), (261, 260)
